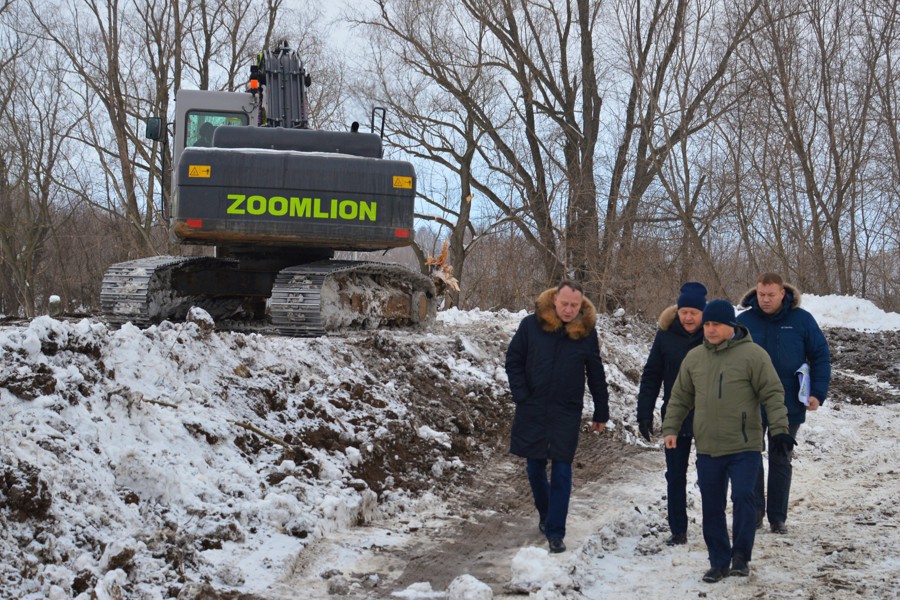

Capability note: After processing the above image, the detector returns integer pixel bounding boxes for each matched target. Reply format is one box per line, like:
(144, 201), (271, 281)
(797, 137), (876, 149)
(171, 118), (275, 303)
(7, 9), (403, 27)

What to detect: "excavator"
(100, 43), (436, 336)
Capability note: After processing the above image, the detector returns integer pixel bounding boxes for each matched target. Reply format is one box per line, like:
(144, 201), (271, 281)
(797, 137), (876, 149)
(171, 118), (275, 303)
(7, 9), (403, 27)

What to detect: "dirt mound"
(827, 327), (900, 405)
(0, 460), (53, 521)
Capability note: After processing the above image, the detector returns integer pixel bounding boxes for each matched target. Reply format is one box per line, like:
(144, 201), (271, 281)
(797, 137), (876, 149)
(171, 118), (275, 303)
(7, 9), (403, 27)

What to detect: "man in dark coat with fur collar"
(737, 272), (831, 535)
(505, 280), (610, 554)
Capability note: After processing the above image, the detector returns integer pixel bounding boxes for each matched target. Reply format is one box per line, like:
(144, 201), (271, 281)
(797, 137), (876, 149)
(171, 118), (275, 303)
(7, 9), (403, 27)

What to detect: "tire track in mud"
(384, 429), (654, 595)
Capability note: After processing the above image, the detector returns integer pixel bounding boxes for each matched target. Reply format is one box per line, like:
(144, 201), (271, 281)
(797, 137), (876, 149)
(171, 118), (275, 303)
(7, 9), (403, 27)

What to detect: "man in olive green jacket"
(662, 300), (792, 583)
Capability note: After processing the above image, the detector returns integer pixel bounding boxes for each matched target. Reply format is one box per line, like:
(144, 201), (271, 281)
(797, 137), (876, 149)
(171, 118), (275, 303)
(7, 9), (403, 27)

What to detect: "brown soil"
(827, 327), (900, 405)
(388, 430), (651, 592)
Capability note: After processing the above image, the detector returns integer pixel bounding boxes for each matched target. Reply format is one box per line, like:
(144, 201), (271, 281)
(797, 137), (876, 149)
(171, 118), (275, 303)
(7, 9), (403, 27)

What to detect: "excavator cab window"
(186, 111), (248, 148)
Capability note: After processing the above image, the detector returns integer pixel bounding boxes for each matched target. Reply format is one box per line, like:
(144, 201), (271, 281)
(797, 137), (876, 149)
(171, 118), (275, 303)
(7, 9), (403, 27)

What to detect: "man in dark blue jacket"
(505, 280), (610, 554)
(737, 272), (831, 534)
(637, 281), (707, 546)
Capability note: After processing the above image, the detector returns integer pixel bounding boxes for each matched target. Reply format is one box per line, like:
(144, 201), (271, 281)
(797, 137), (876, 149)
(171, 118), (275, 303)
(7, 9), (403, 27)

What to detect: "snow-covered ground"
(0, 295), (898, 599)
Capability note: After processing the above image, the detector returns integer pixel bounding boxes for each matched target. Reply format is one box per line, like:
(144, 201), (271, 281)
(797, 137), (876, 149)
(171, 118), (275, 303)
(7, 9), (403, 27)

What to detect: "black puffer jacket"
(505, 289), (610, 462)
(636, 305), (704, 437)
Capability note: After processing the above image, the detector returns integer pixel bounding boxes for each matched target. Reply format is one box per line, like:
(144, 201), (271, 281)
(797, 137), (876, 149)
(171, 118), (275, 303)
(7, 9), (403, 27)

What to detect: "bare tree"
(868, 0), (900, 185)
(357, 0), (615, 297)
(459, 0), (606, 295)
(0, 36), (80, 317)
(358, 0), (770, 309)
(599, 0), (763, 305)
(354, 22), (488, 305)
(23, 0), (162, 255)
(180, 0), (284, 91)
(742, 0), (888, 294)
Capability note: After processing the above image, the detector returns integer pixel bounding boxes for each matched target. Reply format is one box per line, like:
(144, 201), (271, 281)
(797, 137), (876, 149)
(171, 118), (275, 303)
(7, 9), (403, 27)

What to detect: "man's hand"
(664, 435), (678, 449)
(591, 421), (607, 434)
(638, 420), (653, 441)
(771, 433), (796, 457)
(807, 396), (820, 411)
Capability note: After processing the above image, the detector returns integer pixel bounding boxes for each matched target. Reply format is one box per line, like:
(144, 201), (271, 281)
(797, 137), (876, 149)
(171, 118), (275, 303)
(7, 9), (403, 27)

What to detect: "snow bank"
(801, 294), (900, 331)
(508, 547), (572, 593)
(0, 315), (516, 599)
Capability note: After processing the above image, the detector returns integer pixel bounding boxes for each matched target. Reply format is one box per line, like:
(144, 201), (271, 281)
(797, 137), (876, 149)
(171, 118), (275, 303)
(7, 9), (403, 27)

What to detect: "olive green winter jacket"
(662, 326), (789, 457)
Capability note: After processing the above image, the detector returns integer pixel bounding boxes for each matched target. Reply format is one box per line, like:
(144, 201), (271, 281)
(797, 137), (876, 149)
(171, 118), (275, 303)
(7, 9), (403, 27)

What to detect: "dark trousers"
(526, 458), (573, 540)
(665, 434), (693, 536)
(696, 451), (761, 569)
(756, 422), (802, 524)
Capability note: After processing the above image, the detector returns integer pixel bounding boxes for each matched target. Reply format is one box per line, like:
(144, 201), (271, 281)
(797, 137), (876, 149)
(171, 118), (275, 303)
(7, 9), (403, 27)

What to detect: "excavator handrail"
(371, 106), (386, 138)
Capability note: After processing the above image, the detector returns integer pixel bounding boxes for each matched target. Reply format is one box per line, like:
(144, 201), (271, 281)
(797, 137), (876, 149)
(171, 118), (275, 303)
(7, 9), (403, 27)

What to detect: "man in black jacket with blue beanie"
(637, 282), (707, 546)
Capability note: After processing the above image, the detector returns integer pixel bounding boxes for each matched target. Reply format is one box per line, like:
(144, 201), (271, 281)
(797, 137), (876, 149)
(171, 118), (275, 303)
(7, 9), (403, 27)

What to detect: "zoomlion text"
(226, 195), (377, 221)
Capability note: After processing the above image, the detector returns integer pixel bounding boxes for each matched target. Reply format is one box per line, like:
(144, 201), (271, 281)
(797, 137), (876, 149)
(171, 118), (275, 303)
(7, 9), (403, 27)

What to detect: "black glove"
(638, 420), (653, 441)
(771, 433), (796, 457)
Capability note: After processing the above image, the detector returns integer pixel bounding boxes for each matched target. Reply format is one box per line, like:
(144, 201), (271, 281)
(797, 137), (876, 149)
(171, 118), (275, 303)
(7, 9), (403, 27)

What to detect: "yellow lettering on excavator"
(226, 194), (246, 214)
(359, 202), (376, 220)
(313, 198), (329, 218)
(290, 197), (312, 217)
(227, 194), (378, 221)
(247, 195), (266, 215)
(338, 200), (358, 220)
(269, 196), (288, 216)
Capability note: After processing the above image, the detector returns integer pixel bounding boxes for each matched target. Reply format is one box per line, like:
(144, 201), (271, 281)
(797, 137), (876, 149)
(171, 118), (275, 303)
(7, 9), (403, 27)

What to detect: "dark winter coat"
(637, 305), (704, 437)
(737, 283), (831, 425)
(505, 289), (610, 462)
(662, 325), (789, 457)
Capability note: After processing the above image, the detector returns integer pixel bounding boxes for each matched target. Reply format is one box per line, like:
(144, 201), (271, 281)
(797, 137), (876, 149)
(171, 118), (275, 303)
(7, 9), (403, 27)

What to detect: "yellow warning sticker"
(189, 165), (211, 178)
(393, 176), (413, 189)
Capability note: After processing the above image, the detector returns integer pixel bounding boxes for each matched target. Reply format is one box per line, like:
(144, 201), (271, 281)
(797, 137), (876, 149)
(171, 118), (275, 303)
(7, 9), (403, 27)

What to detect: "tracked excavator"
(100, 43), (436, 336)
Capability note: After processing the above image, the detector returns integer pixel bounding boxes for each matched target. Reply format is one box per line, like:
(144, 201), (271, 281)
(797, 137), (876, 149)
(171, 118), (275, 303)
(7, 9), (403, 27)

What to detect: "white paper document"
(796, 362), (811, 406)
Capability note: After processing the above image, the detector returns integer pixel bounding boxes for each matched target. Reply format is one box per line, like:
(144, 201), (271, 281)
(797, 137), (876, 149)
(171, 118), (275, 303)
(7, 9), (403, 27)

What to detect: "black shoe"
(702, 567), (728, 583)
(665, 533), (687, 546)
(730, 554), (750, 576)
(539, 517), (546, 534)
(548, 538), (566, 554)
(756, 510), (764, 529)
(770, 521), (788, 534)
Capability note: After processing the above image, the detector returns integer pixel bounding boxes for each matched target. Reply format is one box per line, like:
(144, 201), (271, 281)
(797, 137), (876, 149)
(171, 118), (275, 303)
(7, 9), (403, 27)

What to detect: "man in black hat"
(636, 282), (707, 546)
(663, 300), (791, 583)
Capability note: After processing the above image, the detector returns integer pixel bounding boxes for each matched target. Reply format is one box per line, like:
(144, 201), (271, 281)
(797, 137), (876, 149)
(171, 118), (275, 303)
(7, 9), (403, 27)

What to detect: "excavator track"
(100, 256), (250, 328)
(101, 257), (436, 337)
(270, 260), (436, 337)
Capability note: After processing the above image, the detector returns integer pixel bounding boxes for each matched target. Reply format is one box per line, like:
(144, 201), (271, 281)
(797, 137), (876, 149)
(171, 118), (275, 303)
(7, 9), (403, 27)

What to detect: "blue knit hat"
(702, 299), (737, 326)
(677, 282), (708, 311)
